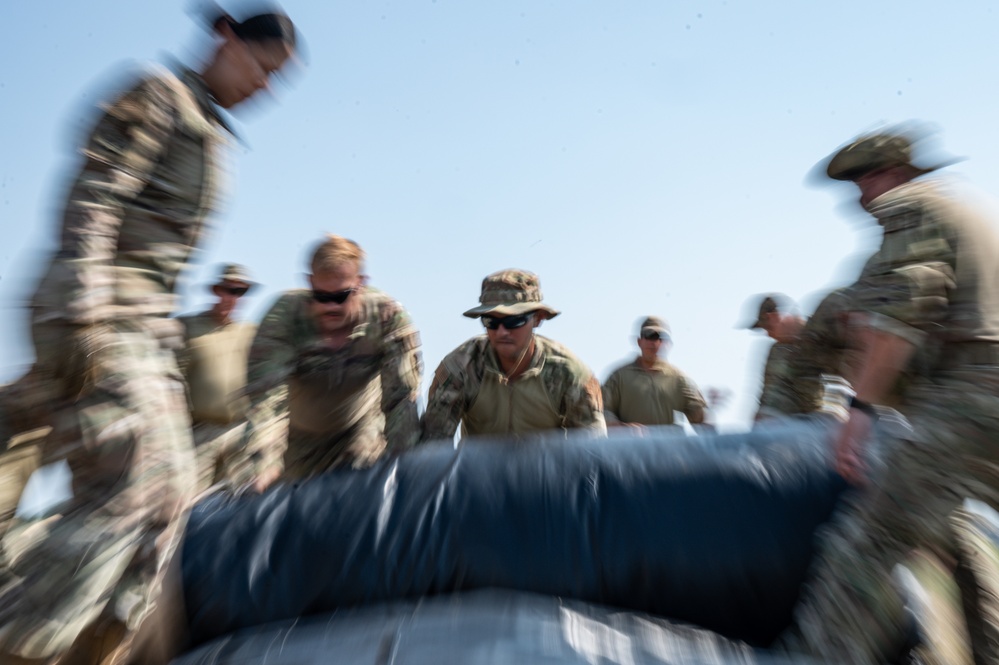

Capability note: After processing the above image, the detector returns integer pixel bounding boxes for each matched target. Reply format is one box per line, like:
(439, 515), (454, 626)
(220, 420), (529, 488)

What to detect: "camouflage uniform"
(602, 358), (706, 428)
(755, 290), (863, 421)
(755, 341), (817, 419)
(0, 429), (46, 537)
(786, 174), (999, 663)
(176, 311), (255, 492)
(0, 65), (226, 660)
(226, 288), (422, 483)
(422, 334), (606, 440)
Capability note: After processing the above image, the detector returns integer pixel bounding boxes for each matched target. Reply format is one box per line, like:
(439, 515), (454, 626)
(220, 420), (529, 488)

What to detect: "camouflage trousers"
(784, 366), (999, 664)
(0, 319), (196, 661)
(191, 420), (246, 493)
(0, 429), (45, 539)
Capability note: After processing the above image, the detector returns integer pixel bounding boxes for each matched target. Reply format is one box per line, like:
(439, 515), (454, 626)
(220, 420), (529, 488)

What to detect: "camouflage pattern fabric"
(785, 178), (999, 664)
(0, 65), (227, 661)
(755, 341), (816, 420)
(951, 500), (999, 664)
(0, 429), (46, 538)
(0, 320), (197, 660)
(191, 421), (246, 493)
(601, 358), (706, 427)
(421, 334), (606, 441)
(763, 288), (860, 421)
(226, 288), (423, 483)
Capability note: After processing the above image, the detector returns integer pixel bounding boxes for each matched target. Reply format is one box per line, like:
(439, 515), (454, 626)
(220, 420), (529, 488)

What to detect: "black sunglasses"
(312, 287), (356, 305)
(641, 330), (668, 341)
(482, 314), (531, 331)
(217, 286), (249, 297)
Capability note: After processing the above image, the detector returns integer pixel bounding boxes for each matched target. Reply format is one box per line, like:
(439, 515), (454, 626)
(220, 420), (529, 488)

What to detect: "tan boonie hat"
(825, 126), (961, 182)
(463, 269), (560, 319)
(639, 316), (671, 338)
(212, 263), (256, 291)
(741, 293), (789, 329)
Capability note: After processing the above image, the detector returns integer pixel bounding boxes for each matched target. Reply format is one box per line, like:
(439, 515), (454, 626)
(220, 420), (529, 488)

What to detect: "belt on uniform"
(939, 341), (999, 367)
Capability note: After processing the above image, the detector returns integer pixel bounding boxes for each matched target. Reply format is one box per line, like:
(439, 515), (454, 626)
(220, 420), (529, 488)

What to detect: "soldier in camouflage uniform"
(0, 11), (298, 664)
(176, 264), (257, 492)
(422, 269), (606, 442)
(781, 127), (999, 664)
(226, 235), (423, 490)
(742, 294), (823, 421)
(602, 316), (708, 431)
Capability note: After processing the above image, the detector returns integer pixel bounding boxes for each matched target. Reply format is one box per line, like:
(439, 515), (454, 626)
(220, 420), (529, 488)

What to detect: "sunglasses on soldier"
(641, 330), (668, 341)
(216, 285), (249, 297)
(481, 314), (531, 331)
(311, 287), (356, 305)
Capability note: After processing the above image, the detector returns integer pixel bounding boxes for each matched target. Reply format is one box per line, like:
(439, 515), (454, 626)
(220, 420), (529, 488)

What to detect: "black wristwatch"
(849, 396), (878, 419)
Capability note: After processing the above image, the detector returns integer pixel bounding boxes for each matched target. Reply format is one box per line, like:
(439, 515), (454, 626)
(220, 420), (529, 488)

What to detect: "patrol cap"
(741, 293), (790, 330)
(823, 125), (961, 182)
(463, 269), (560, 319)
(639, 316), (671, 340)
(212, 263), (257, 291)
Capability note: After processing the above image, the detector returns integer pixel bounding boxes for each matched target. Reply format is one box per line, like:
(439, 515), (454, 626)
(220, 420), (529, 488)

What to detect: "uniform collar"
(177, 66), (238, 138)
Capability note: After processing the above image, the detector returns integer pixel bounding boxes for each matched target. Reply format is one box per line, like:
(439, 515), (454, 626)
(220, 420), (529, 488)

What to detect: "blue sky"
(3, 1), (999, 430)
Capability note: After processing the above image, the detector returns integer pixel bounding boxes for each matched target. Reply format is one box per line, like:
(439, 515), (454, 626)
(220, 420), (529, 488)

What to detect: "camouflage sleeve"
(600, 369), (622, 425)
(421, 356), (467, 443)
(561, 367), (608, 434)
(855, 202), (957, 347)
(56, 76), (177, 325)
(379, 304), (423, 452)
(225, 295), (299, 484)
(756, 343), (799, 419)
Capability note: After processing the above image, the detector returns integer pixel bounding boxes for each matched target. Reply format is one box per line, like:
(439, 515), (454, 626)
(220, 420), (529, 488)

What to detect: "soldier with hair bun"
(0, 6), (300, 663)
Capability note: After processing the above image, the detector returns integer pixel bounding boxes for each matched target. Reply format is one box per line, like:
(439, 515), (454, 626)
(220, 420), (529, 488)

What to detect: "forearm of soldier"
(850, 324), (916, 405)
(227, 390), (288, 484)
(381, 335), (423, 450)
(685, 404), (706, 425)
(384, 401), (420, 451)
(419, 399), (460, 443)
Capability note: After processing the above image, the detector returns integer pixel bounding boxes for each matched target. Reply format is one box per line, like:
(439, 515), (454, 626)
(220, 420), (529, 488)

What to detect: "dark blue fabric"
(181, 418), (846, 648)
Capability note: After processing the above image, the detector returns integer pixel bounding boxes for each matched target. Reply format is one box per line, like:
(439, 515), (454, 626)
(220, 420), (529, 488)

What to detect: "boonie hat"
(824, 125), (961, 182)
(212, 263), (256, 291)
(463, 269), (560, 319)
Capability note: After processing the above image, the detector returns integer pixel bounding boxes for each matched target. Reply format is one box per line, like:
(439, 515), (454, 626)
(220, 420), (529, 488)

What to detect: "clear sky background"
(4, 0), (999, 434)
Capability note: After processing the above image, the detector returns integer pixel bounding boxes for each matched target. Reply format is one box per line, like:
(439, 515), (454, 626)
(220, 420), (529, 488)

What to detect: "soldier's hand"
(834, 410), (873, 485)
(252, 466), (282, 493)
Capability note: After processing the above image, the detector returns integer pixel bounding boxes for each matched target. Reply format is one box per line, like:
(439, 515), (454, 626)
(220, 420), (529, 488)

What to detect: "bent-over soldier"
(422, 269), (605, 441)
(228, 235), (423, 490)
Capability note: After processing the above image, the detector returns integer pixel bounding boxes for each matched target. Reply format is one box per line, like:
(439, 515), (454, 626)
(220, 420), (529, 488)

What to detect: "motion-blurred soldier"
(781, 126), (999, 664)
(746, 291), (861, 422)
(602, 316), (708, 431)
(176, 264), (257, 492)
(422, 269), (606, 441)
(743, 294), (819, 421)
(0, 10), (299, 662)
(228, 235), (423, 490)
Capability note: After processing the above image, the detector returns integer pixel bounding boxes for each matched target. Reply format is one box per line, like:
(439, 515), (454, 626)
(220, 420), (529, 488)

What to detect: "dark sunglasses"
(217, 286), (249, 297)
(482, 314), (531, 331)
(312, 287), (357, 305)
(641, 330), (668, 341)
